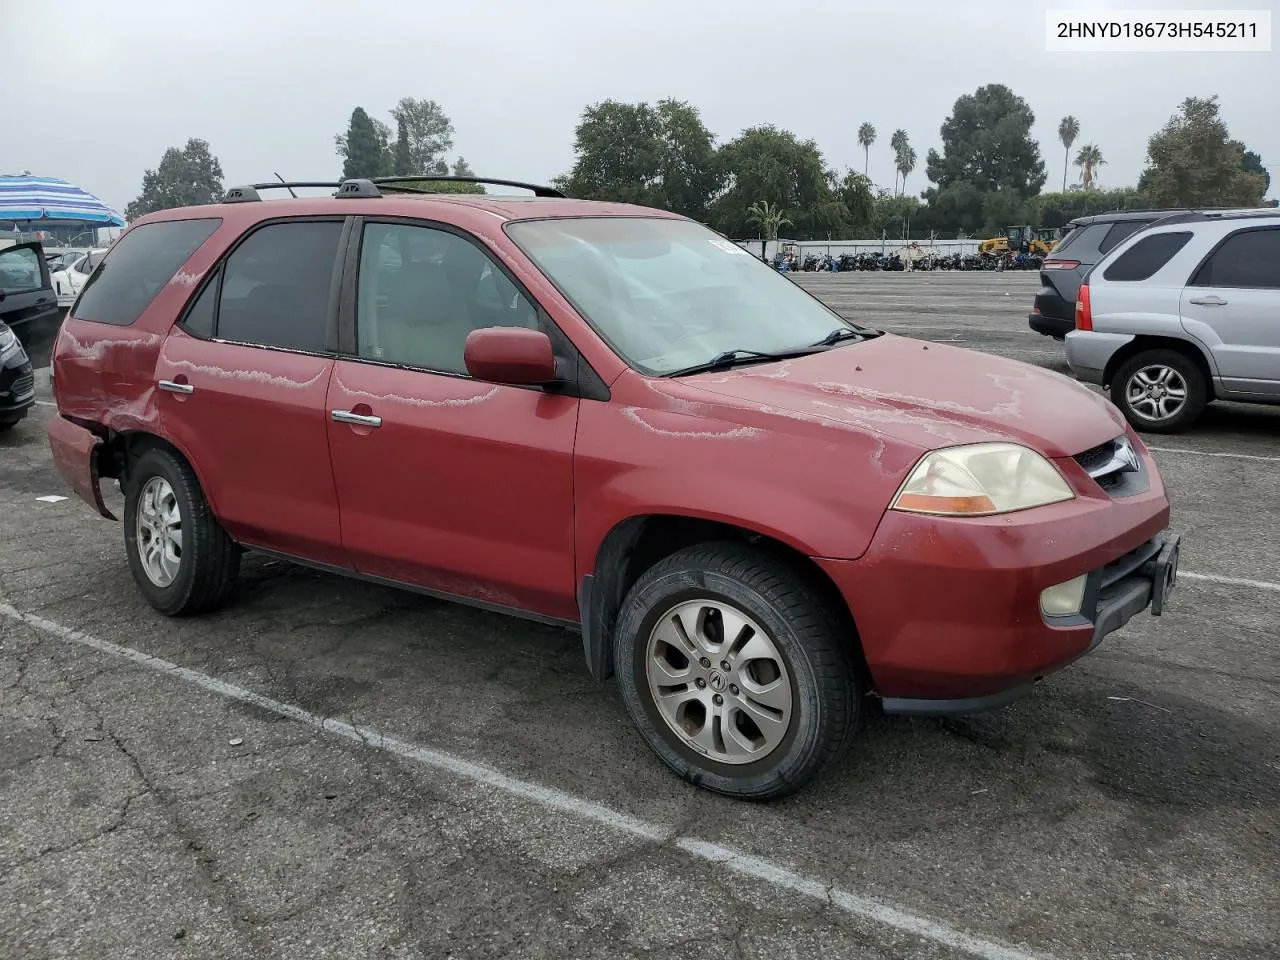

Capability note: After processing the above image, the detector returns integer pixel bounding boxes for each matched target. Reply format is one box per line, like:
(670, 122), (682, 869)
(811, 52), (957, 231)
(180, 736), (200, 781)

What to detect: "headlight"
(0, 323), (17, 353)
(891, 442), (1074, 516)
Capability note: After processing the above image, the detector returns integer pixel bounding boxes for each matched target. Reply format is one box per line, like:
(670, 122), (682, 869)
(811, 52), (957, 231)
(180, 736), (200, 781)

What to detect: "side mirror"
(464, 327), (558, 386)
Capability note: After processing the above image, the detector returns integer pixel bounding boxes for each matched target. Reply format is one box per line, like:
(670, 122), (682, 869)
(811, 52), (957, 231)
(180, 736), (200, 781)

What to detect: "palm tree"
(1058, 116), (1079, 193)
(889, 129), (908, 195)
(1075, 144), (1105, 189)
(896, 146), (917, 197)
(745, 200), (791, 261)
(857, 122), (876, 177)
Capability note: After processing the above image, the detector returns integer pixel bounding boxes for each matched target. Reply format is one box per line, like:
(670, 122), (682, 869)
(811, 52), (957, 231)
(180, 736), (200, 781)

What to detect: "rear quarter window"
(1101, 231), (1193, 282)
(1098, 219), (1155, 255)
(74, 218), (221, 326)
(1051, 223), (1107, 260)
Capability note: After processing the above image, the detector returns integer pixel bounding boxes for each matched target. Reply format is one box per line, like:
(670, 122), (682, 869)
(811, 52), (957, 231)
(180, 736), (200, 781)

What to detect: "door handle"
(331, 409), (382, 428)
(1188, 296), (1227, 306)
(158, 379), (194, 395)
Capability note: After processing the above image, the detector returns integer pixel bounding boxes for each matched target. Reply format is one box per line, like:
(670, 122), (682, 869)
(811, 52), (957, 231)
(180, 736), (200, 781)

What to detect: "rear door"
(1180, 225), (1280, 397)
(154, 217), (351, 566)
(0, 242), (56, 326)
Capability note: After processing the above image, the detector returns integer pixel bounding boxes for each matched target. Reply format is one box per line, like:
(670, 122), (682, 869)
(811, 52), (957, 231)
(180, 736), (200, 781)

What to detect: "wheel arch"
(1102, 335), (1216, 400)
(578, 513), (867, 685)
(96, 429), (221, 514)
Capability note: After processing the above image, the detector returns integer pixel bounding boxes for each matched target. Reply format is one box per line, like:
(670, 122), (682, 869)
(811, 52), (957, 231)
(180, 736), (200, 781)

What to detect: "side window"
(1051, 222), (1106, 258)
(179, 270), (219, 339)
(355, 222), (539, 375)
(75, 219), (221, 326)
(216, 220), (343, 353)
(1098, 220), (1154, 255)
(1191, 228), (1280, 289)
(0, 247), (42, 294)
(1101, 232), (1193, 282)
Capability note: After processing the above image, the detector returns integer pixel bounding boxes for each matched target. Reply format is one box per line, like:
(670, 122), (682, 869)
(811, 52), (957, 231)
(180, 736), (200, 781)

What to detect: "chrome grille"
(1073, 436), (1141, 494)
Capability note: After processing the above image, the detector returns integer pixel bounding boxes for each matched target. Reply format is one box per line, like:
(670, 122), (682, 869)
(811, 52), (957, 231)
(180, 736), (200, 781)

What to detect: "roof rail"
(373, 175), (565, 198)
(222, 180), (379, 202)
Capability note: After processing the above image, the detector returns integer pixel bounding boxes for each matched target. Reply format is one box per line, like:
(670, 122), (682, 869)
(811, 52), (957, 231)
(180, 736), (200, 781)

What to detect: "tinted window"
(180, 270), (218, 339)
(1051, 222), (1106, 259)
(1192, 228), (1280, 289)
(1098, 219), (1154, 255)
(0, 247), (42, 294)
(75, 219), (220, 326)
(355, 222), (538, 375)
(216, 221), (342, 353)
(1102, 232), (1193, 282)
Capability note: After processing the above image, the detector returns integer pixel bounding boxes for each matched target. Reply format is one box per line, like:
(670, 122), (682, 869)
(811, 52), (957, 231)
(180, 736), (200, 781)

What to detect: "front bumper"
(0, 353), (35, 424)
(816, 452), (1173, 711)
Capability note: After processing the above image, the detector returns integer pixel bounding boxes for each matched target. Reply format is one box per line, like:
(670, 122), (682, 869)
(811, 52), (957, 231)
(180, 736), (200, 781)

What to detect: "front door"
(325, 219), (579, 620)
(155, 218), (349, 566)
(0, 242), (56, 326)
(1181, 225), (1280, 398)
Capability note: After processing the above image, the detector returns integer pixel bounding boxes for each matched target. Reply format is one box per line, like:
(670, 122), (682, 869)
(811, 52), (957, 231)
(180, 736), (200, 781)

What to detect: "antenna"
(274, 173), (297, 198)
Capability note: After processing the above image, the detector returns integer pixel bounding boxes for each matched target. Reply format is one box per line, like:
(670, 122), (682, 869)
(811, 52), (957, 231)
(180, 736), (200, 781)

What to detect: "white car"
(50, 247), (108, 307)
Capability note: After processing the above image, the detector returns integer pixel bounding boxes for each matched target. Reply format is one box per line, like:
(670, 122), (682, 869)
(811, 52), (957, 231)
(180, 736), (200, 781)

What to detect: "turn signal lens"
(891, 443), (1075, 517)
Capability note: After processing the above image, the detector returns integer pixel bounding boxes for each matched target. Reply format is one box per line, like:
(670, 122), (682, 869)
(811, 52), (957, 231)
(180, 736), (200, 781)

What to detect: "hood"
(681, 334), (1126, 458)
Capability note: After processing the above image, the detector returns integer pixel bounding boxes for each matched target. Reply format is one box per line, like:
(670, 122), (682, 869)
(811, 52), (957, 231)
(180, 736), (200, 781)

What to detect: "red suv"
(47, 177), (1180, 799)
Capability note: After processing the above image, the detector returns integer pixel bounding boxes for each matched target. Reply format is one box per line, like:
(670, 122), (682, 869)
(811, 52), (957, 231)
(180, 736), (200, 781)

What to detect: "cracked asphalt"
(1, 272), (1277, 959)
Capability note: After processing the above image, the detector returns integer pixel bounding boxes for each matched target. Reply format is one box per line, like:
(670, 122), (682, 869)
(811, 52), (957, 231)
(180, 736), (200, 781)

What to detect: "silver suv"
(1065, 210), (1280, 433)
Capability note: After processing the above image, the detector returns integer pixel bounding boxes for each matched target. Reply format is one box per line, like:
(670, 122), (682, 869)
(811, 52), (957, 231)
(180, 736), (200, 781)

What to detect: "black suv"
(1028, 210), (1192, 340)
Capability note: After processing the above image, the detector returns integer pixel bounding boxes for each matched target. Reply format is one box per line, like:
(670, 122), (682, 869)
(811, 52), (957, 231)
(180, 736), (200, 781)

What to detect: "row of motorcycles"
(777, 251), (1045, 273)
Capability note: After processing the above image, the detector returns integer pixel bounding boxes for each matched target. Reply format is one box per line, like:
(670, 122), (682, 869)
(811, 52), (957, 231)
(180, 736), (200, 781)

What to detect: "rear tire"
(613, 542), (858, 801)
(123, 447), (239, 616)
(1111, 349), (1207, 434)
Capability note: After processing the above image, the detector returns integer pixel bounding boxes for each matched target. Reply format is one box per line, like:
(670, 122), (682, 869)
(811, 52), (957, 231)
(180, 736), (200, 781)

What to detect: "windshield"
(505, 217), (856, 375)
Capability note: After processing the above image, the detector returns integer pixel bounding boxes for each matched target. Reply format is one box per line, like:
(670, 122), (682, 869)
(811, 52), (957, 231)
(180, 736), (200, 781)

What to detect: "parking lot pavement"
(2, 273), (1277, 960)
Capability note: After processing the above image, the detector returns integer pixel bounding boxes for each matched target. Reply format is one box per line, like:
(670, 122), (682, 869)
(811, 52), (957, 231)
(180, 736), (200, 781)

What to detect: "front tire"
(613, 543), (858, 800)
(123, 446), (240, 616)
(1111, 349), (1207, 434)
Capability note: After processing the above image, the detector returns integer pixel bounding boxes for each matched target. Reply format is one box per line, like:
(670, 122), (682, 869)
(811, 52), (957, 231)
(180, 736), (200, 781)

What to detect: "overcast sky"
(4, 0), (1276, 214)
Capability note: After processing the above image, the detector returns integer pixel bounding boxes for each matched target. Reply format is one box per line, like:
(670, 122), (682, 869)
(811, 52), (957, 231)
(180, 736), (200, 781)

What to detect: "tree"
(889, 129), (908, 194)
(1141, 96), (1267, 207)
(1241, 149), (1271, 194)
(839, 171), (875, 230)
(1058, 116), (1079, 193)
(857, 122), (876, 177)
(924, 84), (1048, 198)
(745, 200), (790, 259)
(389, 97), (455, 175)
(125, 138), (224, 219)
(1075, 144), (1105, 189)
(710, 125), (843, 239)
(555, 98), (722, 219)
(452, 157), (475, 178)
(335, 107), (391, 179)
(897, 145), (917, 197)
(393, 115), (412, 177)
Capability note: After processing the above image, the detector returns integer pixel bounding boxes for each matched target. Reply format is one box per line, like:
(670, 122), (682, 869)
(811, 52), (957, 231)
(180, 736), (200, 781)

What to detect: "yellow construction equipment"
(979, 225), (1058, 257)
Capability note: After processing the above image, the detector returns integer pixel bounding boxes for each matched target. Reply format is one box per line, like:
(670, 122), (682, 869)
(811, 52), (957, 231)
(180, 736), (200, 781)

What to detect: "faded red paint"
(47, 191), (1172, 704)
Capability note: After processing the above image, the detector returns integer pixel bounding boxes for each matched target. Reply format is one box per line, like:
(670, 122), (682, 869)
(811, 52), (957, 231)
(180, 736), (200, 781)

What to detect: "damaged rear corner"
(46, 415), (117, 521)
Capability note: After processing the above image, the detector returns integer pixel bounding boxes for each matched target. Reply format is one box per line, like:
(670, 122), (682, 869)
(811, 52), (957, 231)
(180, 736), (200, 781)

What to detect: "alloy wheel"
(135, 476), (183, 587)
(645, 599), (794, 765)
(1125, 364), (1188, 423)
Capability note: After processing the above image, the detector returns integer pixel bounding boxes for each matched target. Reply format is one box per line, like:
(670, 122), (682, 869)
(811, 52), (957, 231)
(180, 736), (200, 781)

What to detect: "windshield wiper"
(813, 326), (884, 347)
(664, 347), (819, 377)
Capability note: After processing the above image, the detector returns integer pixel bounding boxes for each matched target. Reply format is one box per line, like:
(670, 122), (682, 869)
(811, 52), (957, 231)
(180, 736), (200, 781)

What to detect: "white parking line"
(33, 399), (56, 407)
(1179, 571), (1280, 593)
(0, 601), (1047, 960)
(1147, 446), (1280, 463)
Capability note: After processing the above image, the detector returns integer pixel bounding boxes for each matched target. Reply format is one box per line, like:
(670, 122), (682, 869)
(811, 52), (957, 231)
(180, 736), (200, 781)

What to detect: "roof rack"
(1145, 208), (1280, 229)
(372, 175), (565, 198)
(221, 175), (565, 204)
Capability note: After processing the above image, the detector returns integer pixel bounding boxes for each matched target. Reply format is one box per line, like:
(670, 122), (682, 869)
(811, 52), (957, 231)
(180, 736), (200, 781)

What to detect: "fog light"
(1040, 575), (1088, 617)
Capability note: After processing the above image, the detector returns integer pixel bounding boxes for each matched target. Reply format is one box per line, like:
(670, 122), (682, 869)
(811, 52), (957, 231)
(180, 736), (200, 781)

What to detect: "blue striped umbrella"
(0, 172), (126, 227)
